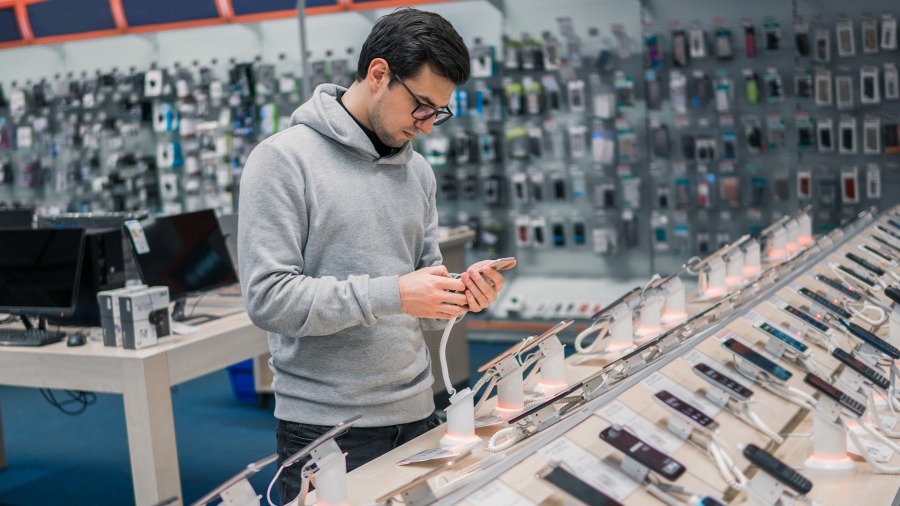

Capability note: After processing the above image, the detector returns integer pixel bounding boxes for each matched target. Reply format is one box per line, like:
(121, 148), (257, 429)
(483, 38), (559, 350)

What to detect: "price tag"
(846, 431), (892, 463)
(124, 220), (150, 254)
(538, 437), (640, 501)
(467, 481), (533, 506)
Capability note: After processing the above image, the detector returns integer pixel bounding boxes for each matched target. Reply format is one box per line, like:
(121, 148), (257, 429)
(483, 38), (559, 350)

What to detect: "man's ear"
(367, 58), (390, 91)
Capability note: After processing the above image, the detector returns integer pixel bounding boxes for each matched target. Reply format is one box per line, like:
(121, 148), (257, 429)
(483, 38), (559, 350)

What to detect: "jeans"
(275, 413), (442, 505)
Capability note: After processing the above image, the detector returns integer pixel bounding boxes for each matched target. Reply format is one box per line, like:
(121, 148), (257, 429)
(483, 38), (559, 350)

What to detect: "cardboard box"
(97, 285), (147, 347)
(120, 286), (171, 350)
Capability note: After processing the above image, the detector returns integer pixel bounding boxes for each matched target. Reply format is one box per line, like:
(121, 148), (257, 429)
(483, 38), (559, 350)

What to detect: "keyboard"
(0, 328), (67, 347)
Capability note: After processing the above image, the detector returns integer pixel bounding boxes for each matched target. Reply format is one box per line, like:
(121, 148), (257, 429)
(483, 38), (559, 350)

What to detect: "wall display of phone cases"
(0, 57), (327, 216)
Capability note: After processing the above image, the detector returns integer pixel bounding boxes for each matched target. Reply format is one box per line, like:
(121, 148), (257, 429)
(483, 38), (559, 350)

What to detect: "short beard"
(370, 96), (404, 149)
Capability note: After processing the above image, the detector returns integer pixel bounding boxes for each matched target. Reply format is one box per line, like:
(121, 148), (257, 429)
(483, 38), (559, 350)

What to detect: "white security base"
(439, 433), (482, 450)
(803, 455), (857, 477)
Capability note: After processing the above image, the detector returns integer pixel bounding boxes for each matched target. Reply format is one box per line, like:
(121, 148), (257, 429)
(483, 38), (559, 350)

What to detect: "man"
(238, 8), (512, 504)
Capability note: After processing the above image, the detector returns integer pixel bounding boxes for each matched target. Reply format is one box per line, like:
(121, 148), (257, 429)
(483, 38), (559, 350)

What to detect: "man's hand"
(460, 259), (516, 313)
(399, 265), (468, 319)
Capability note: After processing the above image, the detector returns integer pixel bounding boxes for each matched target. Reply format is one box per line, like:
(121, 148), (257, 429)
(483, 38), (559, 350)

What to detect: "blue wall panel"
(0, 7), (22, 43)
(121, 0), (219, 27)
(231, 0), (339, 16)
(27, 0), (116, 38)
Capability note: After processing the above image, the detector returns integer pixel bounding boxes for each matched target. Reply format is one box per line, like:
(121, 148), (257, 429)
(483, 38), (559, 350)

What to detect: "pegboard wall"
(433, 0), (900, 279)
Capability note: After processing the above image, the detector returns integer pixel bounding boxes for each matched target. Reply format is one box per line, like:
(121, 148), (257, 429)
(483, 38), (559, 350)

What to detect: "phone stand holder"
(607, 303), (636, 352)
(661, 277), (688, 328)
(765, 226), (788, 261)
(619, 454), (650, 484)
(889, 305), (900, 349)
(698, 256), (728, 300)
(217, 478), (260, 506)
(763, 338), (789, 363)
(741, 238), (762, 280)
(440, 388), (482, 449)
(635, 293), (665, 342)
(724, 248), (745, 288)
(837, 368), (888, 410)
(798, 213), (813, 246)
(307, 439), (350, 506)
(785, 219), (801, 254)
(803, 397), (856, 477)
(491, 355), (525, 418)
(665, 415), (695, 441)
(745, 469), (787, 506)
(533, 336), (568, 396)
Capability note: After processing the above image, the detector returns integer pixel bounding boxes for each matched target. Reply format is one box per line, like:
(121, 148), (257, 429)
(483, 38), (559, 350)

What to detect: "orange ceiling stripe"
(14, 0), (33, 42)
(215, 0), (233, 21)
(108, 0), (127, 30)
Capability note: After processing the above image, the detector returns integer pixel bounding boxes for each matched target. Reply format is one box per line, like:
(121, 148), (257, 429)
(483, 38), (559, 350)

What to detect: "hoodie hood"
(289, 83), (413, 165)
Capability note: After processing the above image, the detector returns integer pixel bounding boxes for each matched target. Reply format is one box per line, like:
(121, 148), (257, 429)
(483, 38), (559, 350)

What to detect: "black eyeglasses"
(391, 72), (454, 126)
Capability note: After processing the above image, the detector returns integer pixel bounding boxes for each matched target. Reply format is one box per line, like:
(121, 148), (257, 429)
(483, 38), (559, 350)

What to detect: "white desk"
(0, 297), (268, 506)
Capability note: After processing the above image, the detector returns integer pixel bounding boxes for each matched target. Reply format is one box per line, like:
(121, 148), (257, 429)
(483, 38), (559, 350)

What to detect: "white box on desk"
(98, 284), (147, 347)
(120, 286), (171, 350)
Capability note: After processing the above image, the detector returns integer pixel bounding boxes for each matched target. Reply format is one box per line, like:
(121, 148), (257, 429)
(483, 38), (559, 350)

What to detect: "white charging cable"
(484, 396), (582, 453)
(844, 418), (900, 474)
(438, 313), (466, 396)
(574, 317), (611, 354)
(704, 432), (748, 491)
(866, 389), (900, 439)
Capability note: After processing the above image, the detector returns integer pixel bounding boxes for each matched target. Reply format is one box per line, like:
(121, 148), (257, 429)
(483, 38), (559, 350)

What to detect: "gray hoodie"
(238, 84), (446, 427)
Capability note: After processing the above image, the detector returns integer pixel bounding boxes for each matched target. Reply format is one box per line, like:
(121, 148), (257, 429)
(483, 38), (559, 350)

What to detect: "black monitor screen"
(128, 210), (238, 298)
(0, 228), (86, 314)
(0, 208), (34, 229)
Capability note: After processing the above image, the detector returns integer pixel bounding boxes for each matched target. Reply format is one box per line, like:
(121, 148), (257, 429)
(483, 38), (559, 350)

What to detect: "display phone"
(837, 264), (875, 287)
(815, 73), (832, 105)
(538, 463), (624, 506)
(803, 373), (866, 417)
(375, 451), (472, 503)
(721, 339), (793, 382)
(797, 287), (852, 318)
(814, 274), (862, 301)
(861, 244), (892, 263)
(780, 304), (832, 335)
(870, 235), (900, 254)
(693, 363), (754, 400)
(831, 348), (890, 391)
(590, 286), (642, 320)
(836, 76), (853, 109)
(599, 425), (686, 481)
(756, 322), (811, 356)
(815, 30), (830, 62)
(653, 390), (719, 432)
(477, 319), (574, 373)
(845, 252), (884, 276)
(477, 257), (516, 274)
(837, 318), (900, 359)
(885, 285), (900, 305)
(878, 225), (900, 242)
(817, 119), (833, 151)
(742, 444), (813, 494)
(282, 415), (363, 467)
(508, 382), (583, 424)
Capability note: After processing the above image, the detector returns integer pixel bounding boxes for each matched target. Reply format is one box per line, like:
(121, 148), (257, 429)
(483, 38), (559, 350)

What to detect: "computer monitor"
(0, 208), (34, 229)
(0, 228), (86, 317)
(127, 209), (238, 321)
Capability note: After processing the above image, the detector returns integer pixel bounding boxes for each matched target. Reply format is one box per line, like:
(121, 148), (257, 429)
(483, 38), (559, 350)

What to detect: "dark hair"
(356, 8), (470, 86)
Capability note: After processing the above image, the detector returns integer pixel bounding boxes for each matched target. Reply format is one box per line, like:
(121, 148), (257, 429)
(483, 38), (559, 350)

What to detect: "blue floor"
(0, 370), (277, 506)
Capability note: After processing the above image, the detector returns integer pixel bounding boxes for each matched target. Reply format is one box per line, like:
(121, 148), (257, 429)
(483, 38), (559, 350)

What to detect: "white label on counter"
(467, 480), (533, 506)
(644, 371), (722, 416)
(595, 400), (684, 455)
(538, 437), (640, 501)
